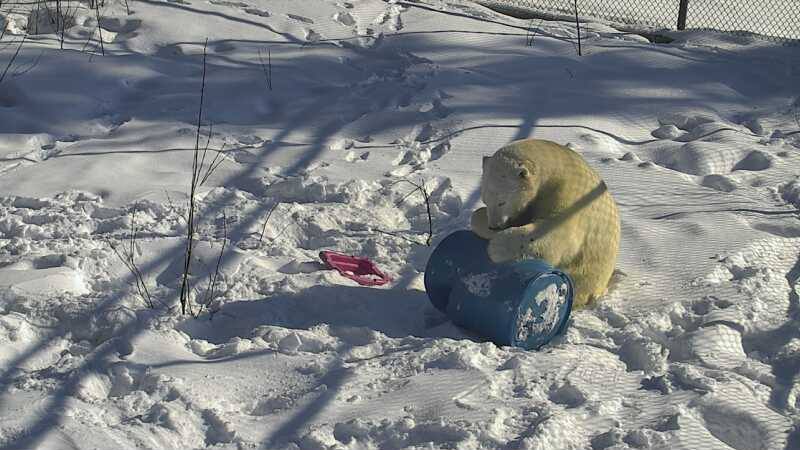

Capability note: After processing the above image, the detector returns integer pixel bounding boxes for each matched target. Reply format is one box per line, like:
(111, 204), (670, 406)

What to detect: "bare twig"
(164, 189), (188, 225)
(258, 47), (272, 91)
(374, 228), (426, 245)
(12, 49), (42, 77)
(56, 0), (62, 49)
(0, 33), (25, 84)
(107, 241), (150, 307)
(195, 121), (214, 185)
(80, 27), (94, 53)
(94, 1), (104, 56)
(179, 37), (209, 315)
(392, 178), (433, 246)
(33, 0), (40, 34)
(53, 0), (79, 51)
(198, 143), (227, 186)
(59, 0), (81, 51)
(525, 18), (543, 46)
(258, 201), (280, 244)
(105, 208), (155, 309)
(194, 210), (227, 318)
(193, 118), (228, 188)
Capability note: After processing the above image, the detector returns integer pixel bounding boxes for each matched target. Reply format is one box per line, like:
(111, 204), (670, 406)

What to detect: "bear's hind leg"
(563, 262), (609, 309)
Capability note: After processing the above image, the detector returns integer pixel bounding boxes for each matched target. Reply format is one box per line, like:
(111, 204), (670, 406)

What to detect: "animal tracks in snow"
(244, 8), (269, 18)
(286, 13), (314, 25)
(208, 0), (248, 7)
(205, 0), (272, 20)
(333, 11), (356, 27)
(625, 113), (779, 184)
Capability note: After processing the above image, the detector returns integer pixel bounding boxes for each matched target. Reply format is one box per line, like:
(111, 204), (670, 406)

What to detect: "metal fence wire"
(479, 0), (800, 43)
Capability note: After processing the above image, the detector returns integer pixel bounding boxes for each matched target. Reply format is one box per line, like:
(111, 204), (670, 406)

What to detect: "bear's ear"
(482, 156), (490, 169)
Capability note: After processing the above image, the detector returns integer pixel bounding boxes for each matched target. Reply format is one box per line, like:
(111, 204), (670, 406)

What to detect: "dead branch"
(179, 37), (209, 315)
(94, 1), (104, 56)
(0, 33), (25, 84)
(194, 210), (227, 318)
(525, 18), (543, 46)
(105, 208), (156, 309)
(258, 47), (272, 91)
(392, 178), (433, 246)
(258, 201), (280, 244)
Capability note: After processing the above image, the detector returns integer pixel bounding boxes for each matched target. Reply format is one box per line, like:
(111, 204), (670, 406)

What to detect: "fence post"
(573, 0), (582, 56)
(677, 0), (689, 30)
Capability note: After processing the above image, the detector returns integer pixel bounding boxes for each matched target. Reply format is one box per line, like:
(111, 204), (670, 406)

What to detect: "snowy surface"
(1, 0), (800, 448)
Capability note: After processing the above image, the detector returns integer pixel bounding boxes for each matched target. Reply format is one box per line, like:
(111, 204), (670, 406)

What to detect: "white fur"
(471, 139), (621, 308)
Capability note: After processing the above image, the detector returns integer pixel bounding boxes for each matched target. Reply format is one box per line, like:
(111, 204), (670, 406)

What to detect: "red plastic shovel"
(319, 251), (392, 286)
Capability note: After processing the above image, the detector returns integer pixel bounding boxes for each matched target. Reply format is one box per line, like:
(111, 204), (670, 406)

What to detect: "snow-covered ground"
(0, 0), (799, 448)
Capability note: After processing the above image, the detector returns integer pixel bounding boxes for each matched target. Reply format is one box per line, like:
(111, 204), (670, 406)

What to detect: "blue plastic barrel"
(424, 230), (574, 350)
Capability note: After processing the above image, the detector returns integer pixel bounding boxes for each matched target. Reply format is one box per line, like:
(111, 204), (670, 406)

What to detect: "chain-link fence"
(479, 0), (800, 43)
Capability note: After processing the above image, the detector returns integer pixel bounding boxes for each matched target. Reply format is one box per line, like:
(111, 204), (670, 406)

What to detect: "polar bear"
(470, 139), (620, 308)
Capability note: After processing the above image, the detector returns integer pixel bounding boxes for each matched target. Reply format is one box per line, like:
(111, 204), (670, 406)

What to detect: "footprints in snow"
(0, 110), (130, 175)
(328, 1), (405, 47)
(205, 0), (272, 20)
(286, 13), (314, 24)
(0, 133), (76, 174)
(375, 3), (403, 32)
(244, 8), (269, 17)
(605, 112), (789, 195)
(208, 0), (248, 7)
(333, 11), (356, 27)
(104, 363), (241, 447)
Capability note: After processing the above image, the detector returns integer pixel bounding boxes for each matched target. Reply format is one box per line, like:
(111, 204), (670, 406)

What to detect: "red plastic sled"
(319, 251), (392, 286)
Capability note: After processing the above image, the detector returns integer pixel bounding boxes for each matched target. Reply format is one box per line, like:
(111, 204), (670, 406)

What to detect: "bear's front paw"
(487, 231), (521, 263)
(487, 224), (542, 263)
(470, 207), (497, 240)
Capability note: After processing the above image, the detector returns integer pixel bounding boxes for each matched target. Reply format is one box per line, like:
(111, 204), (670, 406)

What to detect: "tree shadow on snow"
(178, 285), (469, 345)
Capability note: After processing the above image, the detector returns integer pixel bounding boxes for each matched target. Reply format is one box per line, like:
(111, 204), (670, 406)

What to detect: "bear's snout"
(487, 212), (510, 230)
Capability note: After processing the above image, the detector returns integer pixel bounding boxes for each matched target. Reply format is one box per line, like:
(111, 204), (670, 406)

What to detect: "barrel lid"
(510, 272), (574, 349)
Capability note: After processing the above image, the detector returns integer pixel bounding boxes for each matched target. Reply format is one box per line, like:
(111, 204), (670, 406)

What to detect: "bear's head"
(480, 152), (539, 230)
